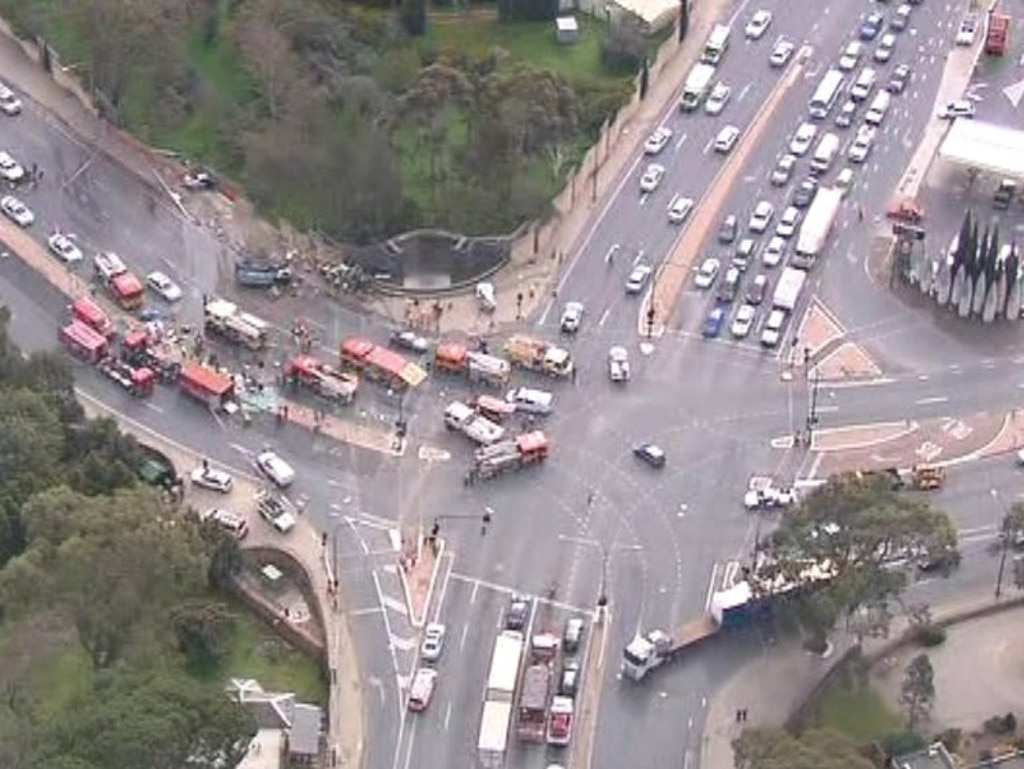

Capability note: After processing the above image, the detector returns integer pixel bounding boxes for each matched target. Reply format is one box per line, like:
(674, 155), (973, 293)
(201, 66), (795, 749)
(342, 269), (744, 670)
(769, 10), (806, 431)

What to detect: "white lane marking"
(640, 193), (650, 206)
(915, 396), (949, 405)
(459, 623), (469, 651)
(675, 133), (689, 151)
(704, 562), (720, 610)
(633, 249), (645, 266)
(599, 308), (611, 327)
(443, 702), (452, 732)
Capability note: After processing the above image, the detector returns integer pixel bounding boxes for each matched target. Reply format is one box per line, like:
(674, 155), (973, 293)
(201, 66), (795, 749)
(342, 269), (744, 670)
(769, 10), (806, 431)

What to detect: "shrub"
(881, 731), (926, 757)
(914, 625), (946, 647)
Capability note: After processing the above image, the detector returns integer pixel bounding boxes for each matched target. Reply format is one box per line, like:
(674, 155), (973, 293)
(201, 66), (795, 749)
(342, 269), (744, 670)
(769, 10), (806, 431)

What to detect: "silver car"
(421, 623), (446, 662)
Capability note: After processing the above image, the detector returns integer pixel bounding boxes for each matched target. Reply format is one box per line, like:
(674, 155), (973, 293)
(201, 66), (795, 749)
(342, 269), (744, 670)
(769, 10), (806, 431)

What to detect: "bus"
(701, 24), (731, 65)
(808, 68), (845, 120)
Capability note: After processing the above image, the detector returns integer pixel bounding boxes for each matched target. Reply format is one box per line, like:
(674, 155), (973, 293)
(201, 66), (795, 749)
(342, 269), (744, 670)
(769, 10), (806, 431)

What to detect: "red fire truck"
(60, 320), (109, 364)
(71, 296), (116, 338)
(340, 338), (427, 390)
(179, 361), (235, 409)
(285, 355), (358, 403)
(93, 252), (145, 310)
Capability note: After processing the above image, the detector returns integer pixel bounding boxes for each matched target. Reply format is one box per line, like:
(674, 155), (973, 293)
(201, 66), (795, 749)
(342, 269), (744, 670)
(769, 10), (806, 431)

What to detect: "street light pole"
(991, 489), (1010, 600)
(558, 534), (641, 622)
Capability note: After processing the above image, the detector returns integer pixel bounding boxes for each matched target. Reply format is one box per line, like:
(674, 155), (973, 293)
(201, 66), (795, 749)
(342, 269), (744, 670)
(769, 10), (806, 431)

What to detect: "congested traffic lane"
(676, 0), (961, 363)
(539, 0), (812, 337)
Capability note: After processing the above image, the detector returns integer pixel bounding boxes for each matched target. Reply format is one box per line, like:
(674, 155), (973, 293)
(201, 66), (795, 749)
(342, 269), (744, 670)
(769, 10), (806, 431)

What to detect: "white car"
(749, 201), (774, 233)
(847, 126), (876, 163)
(507, 387), (554, 415)
(146, 271), (183, 302)
(694, 257), (721, 289)
(760, 309), (786, 347)
(938, 99), (975, 119)
(744, 486), (797, 510)
(745, 10), (772, 39)
(956, 15), (978, 46)
(255, 489), (296, 533)
(776, 207), (800, 238)
(667, 195), (695, 224)
(640, 163), (665, 193)
(0, 151), (24, 182)
(625, 264), (652, 294)
(190, 464), (234, 493)
(763, 236), (786, 267)
(560, 301), (585, 333)
(644, 127), (673, 155)
(769, 38), (795, 67)
(48, 232), (83, 263)
(421, 623), (446, 662)
(789, 122), (817, 156)
(838, 41), (863, 71)
(770, 154), (796, 186)
(874, 33), (896, 62)
(0, 84), (21, 116)
(705, 82), (731, 115)
(256, 450), (296, 488)
(608, 346), (631, 382)
(714, 125), (741, 154)
(197, 508), (248, 539)
(0, 195), (33, 226)
(730, 304), (757, 338)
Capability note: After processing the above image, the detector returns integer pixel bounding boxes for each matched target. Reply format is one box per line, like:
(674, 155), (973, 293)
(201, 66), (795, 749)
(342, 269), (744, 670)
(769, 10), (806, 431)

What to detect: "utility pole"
(558, 531), (642, 622)
(805, 347), (821, 442)
(991, 489), (1011, 599)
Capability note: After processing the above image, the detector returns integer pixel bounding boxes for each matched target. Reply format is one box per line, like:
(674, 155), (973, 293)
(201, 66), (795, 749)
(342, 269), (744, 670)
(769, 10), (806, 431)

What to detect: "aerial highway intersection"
(0, 0), (1022, 769)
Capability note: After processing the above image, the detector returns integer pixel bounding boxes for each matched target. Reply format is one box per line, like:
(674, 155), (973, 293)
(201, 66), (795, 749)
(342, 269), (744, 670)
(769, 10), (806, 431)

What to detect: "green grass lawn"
(217, 608), (327, 705)
(806, 681), (902, 742)
(422, 12), (612, 81)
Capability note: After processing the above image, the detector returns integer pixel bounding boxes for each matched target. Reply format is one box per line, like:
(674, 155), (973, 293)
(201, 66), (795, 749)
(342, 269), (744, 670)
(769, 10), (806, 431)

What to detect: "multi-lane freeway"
(0, 1), (1021, 769)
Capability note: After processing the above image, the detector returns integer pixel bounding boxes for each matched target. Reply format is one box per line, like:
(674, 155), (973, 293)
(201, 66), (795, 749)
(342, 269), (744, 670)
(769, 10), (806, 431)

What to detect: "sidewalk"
(76, 389), (365, 769)
(701, 589), (1024, 769)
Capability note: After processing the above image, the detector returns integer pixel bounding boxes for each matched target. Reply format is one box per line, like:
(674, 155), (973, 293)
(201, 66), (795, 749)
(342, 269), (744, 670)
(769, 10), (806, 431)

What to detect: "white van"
(198, 508), (249, 540)
(864, 91), (891, 126)
(810, 133), (841, 174)
(850, 67), (877, 101)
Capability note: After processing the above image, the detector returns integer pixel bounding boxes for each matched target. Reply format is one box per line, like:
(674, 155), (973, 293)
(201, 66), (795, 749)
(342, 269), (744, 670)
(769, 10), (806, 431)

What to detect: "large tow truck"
(178, 360), (235, 409)
(444, 401), (505, 445)
(93, 252), (145, 310)
(516, 633), (558, 743)
(433, 342), (512, 388)
(467, 431), (549, 484)
(284, 355), (358, 404)
(504, 335), (573, 378)
(203, 297), (270, 351)
(70, 296), (116, 338)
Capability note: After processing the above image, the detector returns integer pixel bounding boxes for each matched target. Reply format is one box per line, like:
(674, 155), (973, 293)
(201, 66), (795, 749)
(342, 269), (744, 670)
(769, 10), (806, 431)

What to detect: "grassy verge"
(806, 680), (902, 742)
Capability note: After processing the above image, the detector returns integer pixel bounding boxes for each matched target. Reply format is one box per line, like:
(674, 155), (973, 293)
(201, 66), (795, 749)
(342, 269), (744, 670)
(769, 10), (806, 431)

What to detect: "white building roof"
(938, 119), (1024, 180)
(611, 0), (678, 30)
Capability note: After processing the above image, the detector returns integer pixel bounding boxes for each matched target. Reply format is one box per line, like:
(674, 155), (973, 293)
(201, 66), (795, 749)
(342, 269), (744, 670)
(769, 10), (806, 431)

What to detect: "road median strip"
(641, 50), (809, 338)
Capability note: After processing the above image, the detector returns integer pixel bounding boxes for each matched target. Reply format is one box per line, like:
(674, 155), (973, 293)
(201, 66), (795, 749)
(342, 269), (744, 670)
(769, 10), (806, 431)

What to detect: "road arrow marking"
(1004, 79), (1024, 109)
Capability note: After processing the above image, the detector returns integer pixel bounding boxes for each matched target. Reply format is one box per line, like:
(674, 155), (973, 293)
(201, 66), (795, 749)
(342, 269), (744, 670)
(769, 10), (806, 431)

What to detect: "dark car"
(563, 617), (585, 654)
(505, 594), (530, 630)
(746, 274), (769, 305)
(859, 12), (883, 40)
(791, 179), (818, 208)
(559, 659), (581, 697)
(888, 64), (912, 94)
(718, 214), (738, 244)
(633, 443), (666, 468)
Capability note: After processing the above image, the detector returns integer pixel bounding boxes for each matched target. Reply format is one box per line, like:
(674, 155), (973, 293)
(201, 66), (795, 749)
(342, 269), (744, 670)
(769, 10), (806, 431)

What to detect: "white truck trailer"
(793, 187), (844, 269)
(772, 267), (807, 312)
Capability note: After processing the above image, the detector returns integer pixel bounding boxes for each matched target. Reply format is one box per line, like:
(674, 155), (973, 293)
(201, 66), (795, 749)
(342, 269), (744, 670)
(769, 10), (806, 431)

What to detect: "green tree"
(400, 0), (427, 36)
(0, 487), (208, 668)
(734, 727), (874, 769)
(171, 598), (237, 668)
(762, 472), (957, 644)
(901, 653), (935, 731)
(27, 667), (256, 769)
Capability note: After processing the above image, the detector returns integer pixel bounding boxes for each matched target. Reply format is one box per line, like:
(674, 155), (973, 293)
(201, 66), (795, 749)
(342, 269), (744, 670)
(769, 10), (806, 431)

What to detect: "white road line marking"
(599, 308), (611, 327)
(704, 562), (720, 610)
(382, 594), (409, 616)
(675, 133), (689, 151)
(459, 623), (469, 650)
(915, 396), (949, 405)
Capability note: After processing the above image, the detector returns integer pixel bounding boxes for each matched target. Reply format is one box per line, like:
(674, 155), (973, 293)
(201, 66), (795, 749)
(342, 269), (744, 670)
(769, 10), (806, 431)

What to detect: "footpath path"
(78, 390), (365, 769)
(701, 589), (1024, 769)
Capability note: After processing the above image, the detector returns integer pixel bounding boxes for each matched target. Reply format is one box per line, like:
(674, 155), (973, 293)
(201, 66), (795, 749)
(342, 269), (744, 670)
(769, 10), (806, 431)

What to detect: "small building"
(891, 743), (958, 769)
(556, 16), (580, 44)
(227, 678), (324, 767)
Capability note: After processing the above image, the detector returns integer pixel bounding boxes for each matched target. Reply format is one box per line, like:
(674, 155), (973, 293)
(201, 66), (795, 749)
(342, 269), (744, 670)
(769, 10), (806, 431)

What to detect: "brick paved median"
(811, 342), (883, 381)
(795, 299), (845, 359)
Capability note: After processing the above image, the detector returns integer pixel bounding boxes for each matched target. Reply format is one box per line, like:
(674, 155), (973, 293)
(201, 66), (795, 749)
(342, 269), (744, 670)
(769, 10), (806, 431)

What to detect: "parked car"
(633, 442), (666, 468)
(705, 82), (732, 115)
(190, 463), (233, 493)
(255, 450), (296, 488)
(625, 264), (653, 294)
(421, 623), (446, 662)
(714, 125), (741, 154)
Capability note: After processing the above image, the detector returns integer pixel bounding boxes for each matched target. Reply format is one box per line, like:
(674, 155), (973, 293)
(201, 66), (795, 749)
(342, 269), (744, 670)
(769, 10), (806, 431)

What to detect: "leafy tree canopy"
(734, 727), (874, 769)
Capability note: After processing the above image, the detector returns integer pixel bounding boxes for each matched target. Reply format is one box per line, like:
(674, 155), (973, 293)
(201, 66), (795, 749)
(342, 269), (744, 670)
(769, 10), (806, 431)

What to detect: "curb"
(398, 536), (447, 630)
